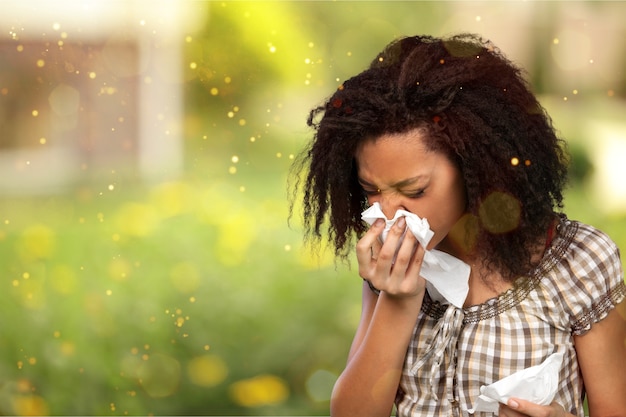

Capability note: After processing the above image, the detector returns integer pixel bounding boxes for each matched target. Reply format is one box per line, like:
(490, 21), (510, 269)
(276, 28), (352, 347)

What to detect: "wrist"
(379, 288), (425, 311)
(365, 279), (427, 301)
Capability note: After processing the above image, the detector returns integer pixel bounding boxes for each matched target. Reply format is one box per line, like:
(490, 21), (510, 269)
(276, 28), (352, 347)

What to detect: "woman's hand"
(355, 216), (426, 298)
(498, 399), (573, 417)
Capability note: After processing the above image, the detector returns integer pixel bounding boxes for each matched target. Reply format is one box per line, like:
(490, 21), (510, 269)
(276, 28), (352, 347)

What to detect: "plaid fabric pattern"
(396, 216), (626, 417)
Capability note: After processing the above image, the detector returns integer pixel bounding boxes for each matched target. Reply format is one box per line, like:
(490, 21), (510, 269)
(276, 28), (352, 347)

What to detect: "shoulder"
(550, 216), (621, 279)
(542, 216), (625, 334)
(567, 219), (620, 260)
(559, 218), (622, 287)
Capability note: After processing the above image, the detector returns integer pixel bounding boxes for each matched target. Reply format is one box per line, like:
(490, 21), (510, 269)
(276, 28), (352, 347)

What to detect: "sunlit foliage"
(0, 1), (624, 415)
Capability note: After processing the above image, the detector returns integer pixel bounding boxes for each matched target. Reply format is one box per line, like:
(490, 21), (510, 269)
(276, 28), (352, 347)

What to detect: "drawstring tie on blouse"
(410, 304), (464, 403)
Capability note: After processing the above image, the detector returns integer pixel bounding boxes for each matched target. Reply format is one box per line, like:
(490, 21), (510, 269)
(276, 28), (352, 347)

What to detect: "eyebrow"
(358, 175), (426, 189)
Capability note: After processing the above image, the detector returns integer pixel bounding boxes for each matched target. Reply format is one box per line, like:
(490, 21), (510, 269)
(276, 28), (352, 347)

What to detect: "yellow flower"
(229, 374), (289, 407)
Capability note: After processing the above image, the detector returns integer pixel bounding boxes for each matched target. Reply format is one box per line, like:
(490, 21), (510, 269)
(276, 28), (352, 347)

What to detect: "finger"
(375, 216), (406, 267)
(498, 404), (520, 417)
(390, 225), (418, 274)
(406, 238), (425, 277)
(372, 217), (410, 294)
(356, 219), (385, 263)
(389, 228), (428, 296)
(505, 397), (564, 417)
(369, 244), (381, 262)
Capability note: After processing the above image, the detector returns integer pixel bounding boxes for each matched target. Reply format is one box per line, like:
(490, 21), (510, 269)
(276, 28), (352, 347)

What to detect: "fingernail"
(508, 399), (519, 409)
(396, 217), (406, 228)
(374, 218), (384, 227)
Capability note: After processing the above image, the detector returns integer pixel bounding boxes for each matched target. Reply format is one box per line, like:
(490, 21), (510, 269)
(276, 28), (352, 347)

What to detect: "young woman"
(290, 34), (626, 416)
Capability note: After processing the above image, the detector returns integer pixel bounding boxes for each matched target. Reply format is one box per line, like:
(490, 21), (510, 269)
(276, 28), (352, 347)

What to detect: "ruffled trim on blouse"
(572, 279), (626, 335)
(421, 215), (622, 327)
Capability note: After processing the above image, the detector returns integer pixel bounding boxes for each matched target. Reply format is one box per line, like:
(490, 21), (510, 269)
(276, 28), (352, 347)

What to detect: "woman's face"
(355, 128), (467, 251)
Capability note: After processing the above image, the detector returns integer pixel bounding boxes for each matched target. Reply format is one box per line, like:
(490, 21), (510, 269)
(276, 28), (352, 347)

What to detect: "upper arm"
(574, 300), (626, 417)
(346, 281), (378, 363)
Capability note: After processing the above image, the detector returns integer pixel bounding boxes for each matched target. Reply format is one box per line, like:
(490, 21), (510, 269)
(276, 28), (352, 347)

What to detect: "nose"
(376, 192), (406, 220)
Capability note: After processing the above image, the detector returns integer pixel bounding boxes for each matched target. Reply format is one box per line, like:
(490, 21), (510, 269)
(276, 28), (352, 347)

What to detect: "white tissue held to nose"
(361, 202), (434, 248)
(360, 203), (471, 308)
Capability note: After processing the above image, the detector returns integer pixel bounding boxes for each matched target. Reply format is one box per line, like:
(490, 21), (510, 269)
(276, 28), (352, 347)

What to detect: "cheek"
(423, 196), (466, 246)
(424, 215), (448, 248)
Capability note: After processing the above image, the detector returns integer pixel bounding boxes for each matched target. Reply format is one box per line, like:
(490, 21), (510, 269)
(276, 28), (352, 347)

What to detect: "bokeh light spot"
(61, 341), (76, 357)
(478, 191), (521, 234)
(137, 354), (181, 398)
(305, 369), (337, 402)
(229, 374), (289, 407)
(187, 355), (228, 387)
(17, 224), (56, 261)
(12, 395), (49, 416)
(48, 84), (80, 116)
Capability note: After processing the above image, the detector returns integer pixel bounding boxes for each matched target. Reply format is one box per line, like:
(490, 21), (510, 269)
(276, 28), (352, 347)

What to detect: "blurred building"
(1, 1), (624, 214)
(0, 0), (206, 194)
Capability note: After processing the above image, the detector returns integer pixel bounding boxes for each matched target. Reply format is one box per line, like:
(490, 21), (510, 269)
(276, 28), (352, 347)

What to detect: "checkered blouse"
(394, 216), (626, 416)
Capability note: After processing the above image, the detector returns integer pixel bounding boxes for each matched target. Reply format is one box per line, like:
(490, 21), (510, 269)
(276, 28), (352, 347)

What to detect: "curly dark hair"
(289, 33), (569, 280)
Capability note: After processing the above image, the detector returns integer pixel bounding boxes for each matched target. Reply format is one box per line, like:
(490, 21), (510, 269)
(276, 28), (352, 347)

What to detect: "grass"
(0, 169), (623, 415)
(0, 174), (360, 415)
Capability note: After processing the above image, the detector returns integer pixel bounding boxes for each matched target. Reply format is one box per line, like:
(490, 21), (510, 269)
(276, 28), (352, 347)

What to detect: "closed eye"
(362, 188), (380, 196)
(405, 189), (425, 198)
(357, 179), (379, 196)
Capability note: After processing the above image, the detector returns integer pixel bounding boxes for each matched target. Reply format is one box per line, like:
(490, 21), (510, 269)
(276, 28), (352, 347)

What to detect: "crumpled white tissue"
(466, 352), (564, 414)
(361, 203), (470, 308)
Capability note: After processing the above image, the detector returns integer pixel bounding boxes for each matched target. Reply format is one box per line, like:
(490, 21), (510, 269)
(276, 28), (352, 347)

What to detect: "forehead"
(355, 129), (433, 176)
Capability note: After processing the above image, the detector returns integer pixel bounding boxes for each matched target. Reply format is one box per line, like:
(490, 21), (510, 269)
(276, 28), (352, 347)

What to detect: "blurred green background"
(1, 1), (625, 415)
